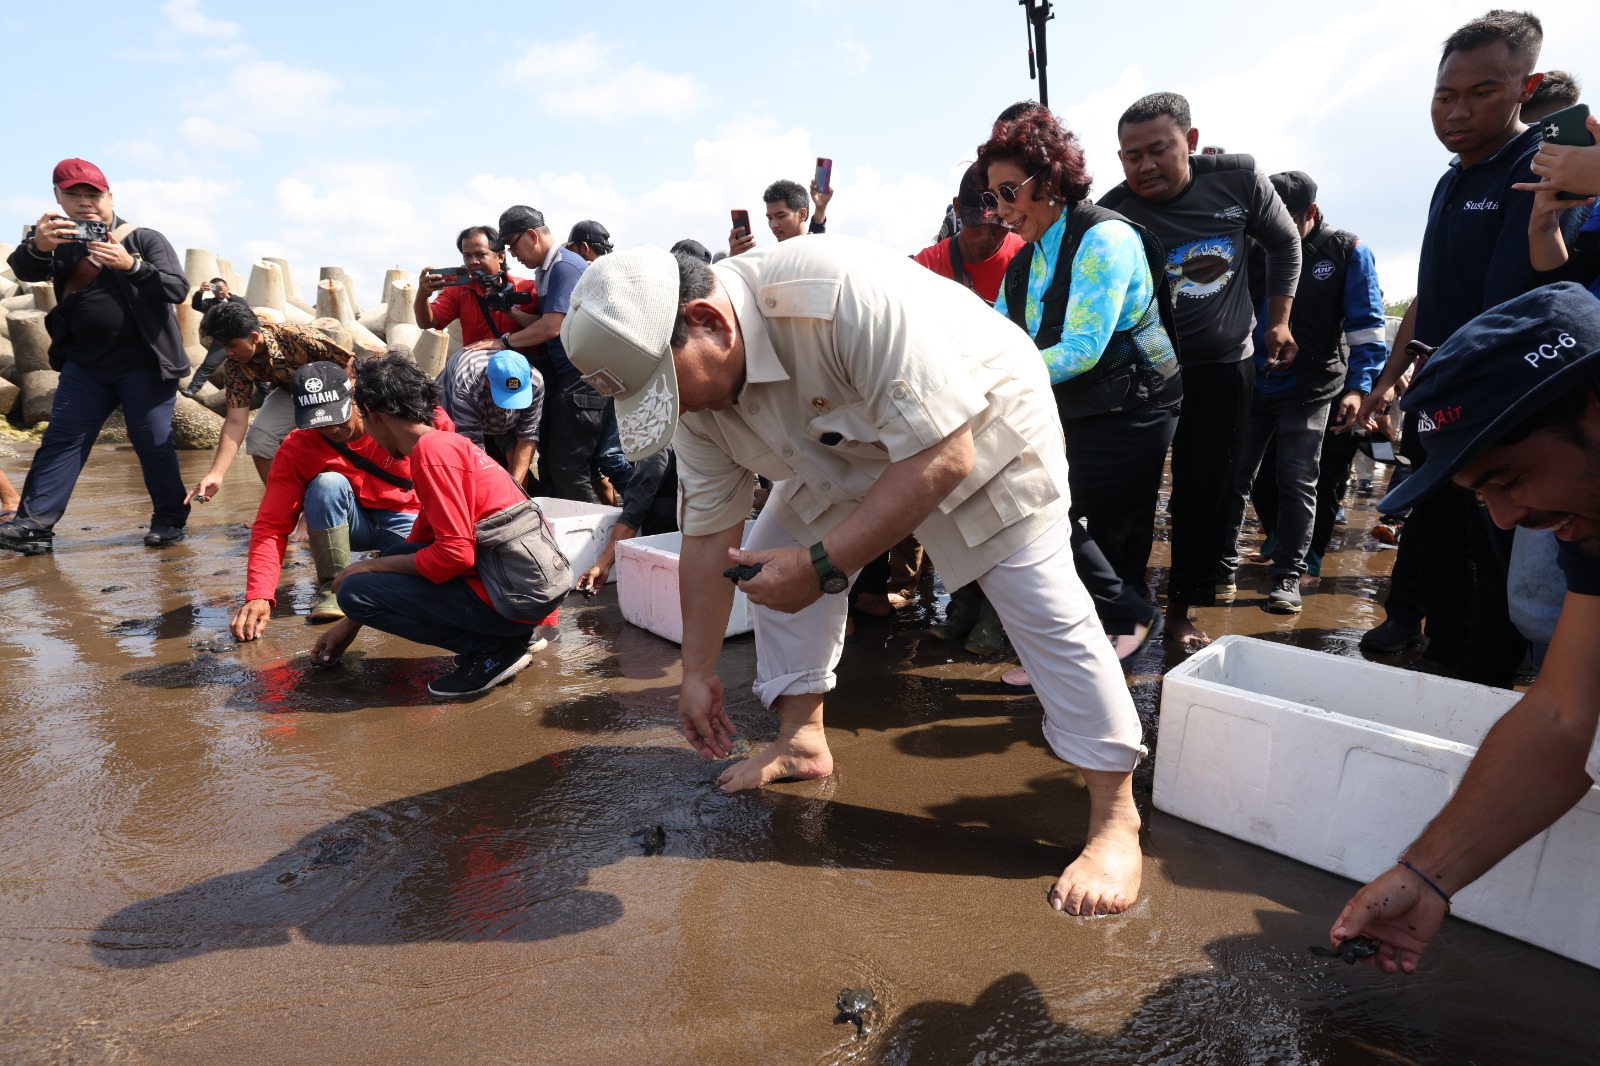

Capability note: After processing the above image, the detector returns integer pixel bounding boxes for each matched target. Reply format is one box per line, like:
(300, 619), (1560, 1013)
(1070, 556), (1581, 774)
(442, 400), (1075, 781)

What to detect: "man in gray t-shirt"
(1101, 91), (1302, 651)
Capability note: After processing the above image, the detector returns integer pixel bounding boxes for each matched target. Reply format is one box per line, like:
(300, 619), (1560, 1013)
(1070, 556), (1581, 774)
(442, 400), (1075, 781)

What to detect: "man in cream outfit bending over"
(562, 237), (1144, 915)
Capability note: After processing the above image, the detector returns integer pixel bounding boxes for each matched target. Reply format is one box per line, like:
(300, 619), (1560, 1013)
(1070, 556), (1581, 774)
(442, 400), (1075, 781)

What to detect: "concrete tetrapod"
(184, 247), (221, 291)
(217, 258), (247, 295)
(412, 328), (450, 378)
(315, 279), (384, 353)
(311, 317), (353, 353)
(20, 369), (59, 426)
(383, 283), (421, 351)
(23, 281), (55, 313)
(0, 378), (18, 420)
(264, 257), (314, 314)
(247, 262), (313, 325)
(8, 311), (52, 375)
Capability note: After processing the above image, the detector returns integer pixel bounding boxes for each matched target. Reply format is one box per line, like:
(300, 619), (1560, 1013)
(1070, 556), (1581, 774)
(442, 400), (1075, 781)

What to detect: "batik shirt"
(222, 323), (353, 409)
(993, 211), (1157, 385)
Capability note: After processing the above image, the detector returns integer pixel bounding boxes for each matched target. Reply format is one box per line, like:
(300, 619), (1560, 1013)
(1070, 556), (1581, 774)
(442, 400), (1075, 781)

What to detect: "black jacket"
(7, 219), (191, 381)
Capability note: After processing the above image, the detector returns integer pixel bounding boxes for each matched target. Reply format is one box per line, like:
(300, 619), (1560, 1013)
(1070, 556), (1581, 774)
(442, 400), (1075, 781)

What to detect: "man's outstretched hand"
(1328, 863), (1452, 975)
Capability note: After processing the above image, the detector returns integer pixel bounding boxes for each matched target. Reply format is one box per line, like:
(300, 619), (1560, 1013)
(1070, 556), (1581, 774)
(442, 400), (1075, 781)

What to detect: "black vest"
(1002, 202), (1183, 421)
(1286, 221), (1359, 405)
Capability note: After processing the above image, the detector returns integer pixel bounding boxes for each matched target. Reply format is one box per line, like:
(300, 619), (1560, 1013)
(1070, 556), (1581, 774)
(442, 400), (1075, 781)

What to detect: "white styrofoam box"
(534, 496), (621, 585)
(614, 522), (756, 643)
(1155, 634), (1600, 969)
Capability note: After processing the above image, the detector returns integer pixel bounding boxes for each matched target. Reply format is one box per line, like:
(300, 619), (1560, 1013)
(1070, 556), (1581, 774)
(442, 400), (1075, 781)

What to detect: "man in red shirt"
(414, 225), (539, 348)
(313, 352), (549, 698)
(229, 360), (455, 640)
(913, 162), (1027, 304)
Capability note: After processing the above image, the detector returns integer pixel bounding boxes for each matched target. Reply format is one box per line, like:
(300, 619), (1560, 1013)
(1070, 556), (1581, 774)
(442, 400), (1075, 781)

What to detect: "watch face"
(822, 572), (850, 594)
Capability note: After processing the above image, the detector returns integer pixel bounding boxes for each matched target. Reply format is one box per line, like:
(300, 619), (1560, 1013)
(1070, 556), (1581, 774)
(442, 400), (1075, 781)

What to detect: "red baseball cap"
(52, 158), (109, 192)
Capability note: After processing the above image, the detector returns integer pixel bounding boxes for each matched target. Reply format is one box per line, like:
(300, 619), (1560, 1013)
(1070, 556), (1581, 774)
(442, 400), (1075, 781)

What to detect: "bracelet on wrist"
(1397, 858), (1452, 911)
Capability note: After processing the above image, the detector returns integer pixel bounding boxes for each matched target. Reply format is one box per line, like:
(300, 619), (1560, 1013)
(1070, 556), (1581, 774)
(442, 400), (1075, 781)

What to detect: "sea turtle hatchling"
(1308, 935), (1380, 964)
(834, 987), (878, 1035)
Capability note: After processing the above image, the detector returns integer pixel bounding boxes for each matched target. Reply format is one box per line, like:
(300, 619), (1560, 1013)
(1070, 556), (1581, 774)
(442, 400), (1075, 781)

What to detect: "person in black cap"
(1222, 170), (1390, 613)
(913, 162), (1027, 304)
(230, 357), (451, 639)
(472, 205), (611, 502)
(565, 220), (613, 263)
(670, 239), (713, 264)
(1327, 282), (1600, 974)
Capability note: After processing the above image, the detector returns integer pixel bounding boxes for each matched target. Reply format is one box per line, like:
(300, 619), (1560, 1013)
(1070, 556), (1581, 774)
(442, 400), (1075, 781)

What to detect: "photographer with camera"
(413, 225), (538, 349)
(0, 158), (193, 556)
(471, 206), (610, 503)
(185, 277), (249, 398)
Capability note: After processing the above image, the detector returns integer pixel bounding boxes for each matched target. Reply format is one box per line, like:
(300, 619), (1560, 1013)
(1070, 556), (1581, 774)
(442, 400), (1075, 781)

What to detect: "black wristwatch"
(809, 541), (849, 594)
(500, 332), (513, 350)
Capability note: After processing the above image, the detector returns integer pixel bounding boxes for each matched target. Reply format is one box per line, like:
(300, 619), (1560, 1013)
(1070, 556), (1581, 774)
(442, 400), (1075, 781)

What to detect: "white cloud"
(179, 116), (260, 153)
(227, 61), (344, 130)
(161, 0), (240, 38)
(115, 176), (241, 247)
(509, 33), (704, 123)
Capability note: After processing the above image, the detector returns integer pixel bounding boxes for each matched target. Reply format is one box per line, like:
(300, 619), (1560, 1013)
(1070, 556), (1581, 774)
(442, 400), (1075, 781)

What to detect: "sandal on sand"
(1111, 615), (1164, 666)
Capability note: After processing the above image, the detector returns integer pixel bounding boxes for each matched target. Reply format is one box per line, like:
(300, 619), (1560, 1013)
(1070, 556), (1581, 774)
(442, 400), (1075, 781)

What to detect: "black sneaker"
(1359, 617), (1425, 654)
(429, 642), (534, 698)
(0, 520), (53, 556)
(1264, 573), (1302, 614)
(144, 524), (186, 547)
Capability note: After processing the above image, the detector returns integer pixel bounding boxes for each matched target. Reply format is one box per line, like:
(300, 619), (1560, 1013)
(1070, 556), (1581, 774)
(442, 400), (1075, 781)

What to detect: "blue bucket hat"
(1380, 282), (1600, 513)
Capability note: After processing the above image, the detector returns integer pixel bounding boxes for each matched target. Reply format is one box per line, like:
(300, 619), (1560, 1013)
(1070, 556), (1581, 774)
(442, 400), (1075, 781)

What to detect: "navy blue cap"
(1380, 282), (1600, 513)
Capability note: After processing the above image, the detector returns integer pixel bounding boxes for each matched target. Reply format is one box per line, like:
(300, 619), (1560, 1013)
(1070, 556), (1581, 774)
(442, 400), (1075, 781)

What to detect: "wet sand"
(0, 445), (1593, 1065)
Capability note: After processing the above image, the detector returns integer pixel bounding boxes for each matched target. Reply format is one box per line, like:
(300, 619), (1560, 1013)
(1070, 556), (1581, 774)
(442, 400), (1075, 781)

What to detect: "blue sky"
(1, 1), (1590, 308)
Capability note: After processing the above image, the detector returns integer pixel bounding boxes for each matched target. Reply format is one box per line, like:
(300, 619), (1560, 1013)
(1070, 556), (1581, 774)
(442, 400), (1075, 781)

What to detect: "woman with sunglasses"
(976, 110), (1183, 681)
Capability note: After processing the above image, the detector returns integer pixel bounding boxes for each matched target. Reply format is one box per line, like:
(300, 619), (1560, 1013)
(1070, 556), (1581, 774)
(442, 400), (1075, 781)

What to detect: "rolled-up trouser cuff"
(746, 505), (852, 707)
(976, 516), (1145, 773)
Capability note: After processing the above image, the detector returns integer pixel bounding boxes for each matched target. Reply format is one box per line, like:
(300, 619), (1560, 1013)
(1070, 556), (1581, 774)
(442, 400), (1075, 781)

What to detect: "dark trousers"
(1063, 401), (1177, 633)
(1379, 410), (1429, 627)
(16, 360), (189, 532)
(590, 402), (635, 491)
(538, 373), (608, 503)
(1248, 402), (1360, 566)
(186, 345), (228, 393)
(1167, 359), (1254, 605)
(337, 546), (533, 657)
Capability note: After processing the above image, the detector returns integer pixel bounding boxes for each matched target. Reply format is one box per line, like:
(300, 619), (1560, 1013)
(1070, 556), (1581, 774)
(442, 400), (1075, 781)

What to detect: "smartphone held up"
(814, 157), (832, 195)
(731, 209), (751, 237)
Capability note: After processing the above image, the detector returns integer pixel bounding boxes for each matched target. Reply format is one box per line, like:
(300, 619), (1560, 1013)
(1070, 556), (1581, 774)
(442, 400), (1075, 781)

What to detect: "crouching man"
(230, 359), (454, 639)
(1328, 283), (1600, 973)
(562, 239), (1146, 915)
(312, 353), (551, 699)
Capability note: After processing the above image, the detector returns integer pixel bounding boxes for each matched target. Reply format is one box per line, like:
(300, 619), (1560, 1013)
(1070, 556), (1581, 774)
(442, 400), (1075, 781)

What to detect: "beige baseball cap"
(562, 246), (682, 460)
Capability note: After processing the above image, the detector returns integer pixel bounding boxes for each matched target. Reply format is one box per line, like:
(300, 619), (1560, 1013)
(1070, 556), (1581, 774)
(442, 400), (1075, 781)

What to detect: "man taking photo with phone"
(0, 158), (193, 555)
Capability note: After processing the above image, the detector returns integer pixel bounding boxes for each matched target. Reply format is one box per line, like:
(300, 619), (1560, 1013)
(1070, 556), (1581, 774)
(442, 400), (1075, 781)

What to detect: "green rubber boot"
(930, 583), (982, 642)
(308, 523), (351, 623)
(963, 598), (1008, 656)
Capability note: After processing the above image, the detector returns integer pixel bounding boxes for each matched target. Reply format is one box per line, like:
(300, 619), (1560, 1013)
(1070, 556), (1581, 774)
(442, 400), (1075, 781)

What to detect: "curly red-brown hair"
(976, 110), (1093, 207)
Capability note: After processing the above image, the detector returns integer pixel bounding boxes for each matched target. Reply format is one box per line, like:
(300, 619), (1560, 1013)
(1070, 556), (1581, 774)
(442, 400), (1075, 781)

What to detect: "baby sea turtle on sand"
(834, 988), (878, 1035)
(632, 824), (667, 856)
(728, 737), (752, 757)
(1308, 935), (1380, 964)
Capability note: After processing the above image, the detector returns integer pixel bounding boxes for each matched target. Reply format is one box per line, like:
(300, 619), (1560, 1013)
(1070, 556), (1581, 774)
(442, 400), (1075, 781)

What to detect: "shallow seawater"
(0, 448), (1590, 1064)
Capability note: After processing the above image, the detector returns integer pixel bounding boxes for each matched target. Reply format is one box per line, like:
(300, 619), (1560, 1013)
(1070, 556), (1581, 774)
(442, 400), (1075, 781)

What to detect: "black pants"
(1063, 400), (1178, 633)
(537, 373), (608, 503)
(185, 344), (228, 393)
(1167, 359), (1254, 605)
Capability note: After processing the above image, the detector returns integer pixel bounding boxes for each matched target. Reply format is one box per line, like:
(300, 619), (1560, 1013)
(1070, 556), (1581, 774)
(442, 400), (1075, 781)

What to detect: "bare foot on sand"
(718, 721), (833, 792)
(1048, 796), (1143, 916)
(1165, 603), (1210, 654)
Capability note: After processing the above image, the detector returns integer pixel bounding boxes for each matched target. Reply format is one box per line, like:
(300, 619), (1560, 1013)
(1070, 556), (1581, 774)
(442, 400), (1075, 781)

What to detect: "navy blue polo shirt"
(535, 246), (588, 378)
(1415, 125), (1542, 348)
(1558, 541), (1600, 596)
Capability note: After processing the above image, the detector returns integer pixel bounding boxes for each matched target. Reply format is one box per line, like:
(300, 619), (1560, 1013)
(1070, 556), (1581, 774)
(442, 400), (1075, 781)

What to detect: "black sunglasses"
(980, 171), (1040, 210)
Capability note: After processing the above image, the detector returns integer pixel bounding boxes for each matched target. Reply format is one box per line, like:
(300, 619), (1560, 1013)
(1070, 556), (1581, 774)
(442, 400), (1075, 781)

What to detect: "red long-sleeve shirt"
(245, 409), (454, 605)
(405, 429), (553, 623)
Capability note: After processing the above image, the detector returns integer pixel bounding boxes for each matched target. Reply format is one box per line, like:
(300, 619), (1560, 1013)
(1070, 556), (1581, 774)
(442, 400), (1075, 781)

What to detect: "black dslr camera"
(473, 270), (534, 313)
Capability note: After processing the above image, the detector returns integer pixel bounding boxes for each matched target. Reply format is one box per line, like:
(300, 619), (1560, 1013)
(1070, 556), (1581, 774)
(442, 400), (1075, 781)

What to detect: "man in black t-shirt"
(1326, 282), (1600, 976)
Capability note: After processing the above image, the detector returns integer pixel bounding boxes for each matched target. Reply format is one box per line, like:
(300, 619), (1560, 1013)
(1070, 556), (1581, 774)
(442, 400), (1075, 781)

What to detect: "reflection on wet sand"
(0, 449), (1593, 1063)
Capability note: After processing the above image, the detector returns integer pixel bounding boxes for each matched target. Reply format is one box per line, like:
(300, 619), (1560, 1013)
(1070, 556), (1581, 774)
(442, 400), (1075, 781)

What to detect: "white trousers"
(746, 508), (1145, 773)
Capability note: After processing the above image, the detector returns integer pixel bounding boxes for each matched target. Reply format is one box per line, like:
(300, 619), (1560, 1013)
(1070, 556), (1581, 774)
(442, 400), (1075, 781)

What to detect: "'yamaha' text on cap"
(290, 361), (353, 430)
